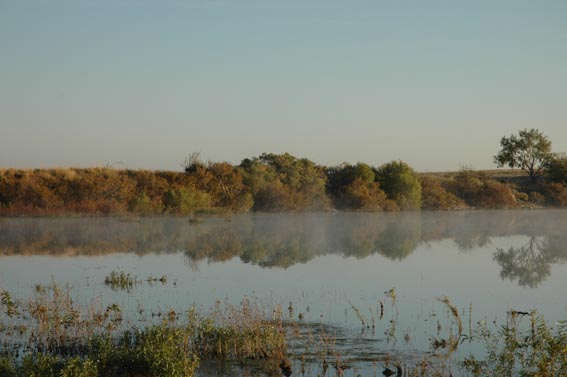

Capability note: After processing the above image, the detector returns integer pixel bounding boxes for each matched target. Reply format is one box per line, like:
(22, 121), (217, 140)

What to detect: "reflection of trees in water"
(453, 230), (491, 251)
(2, 211), (567, 286)
(375, 216), (421, 261)
(182, 215), (328, 269)
(448, 212), (523, 251)
(325, 213), (422, 261)
(494, 234), (567, 288)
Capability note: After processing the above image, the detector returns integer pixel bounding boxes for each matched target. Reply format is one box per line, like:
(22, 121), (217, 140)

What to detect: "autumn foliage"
(1, 152), (567, 215)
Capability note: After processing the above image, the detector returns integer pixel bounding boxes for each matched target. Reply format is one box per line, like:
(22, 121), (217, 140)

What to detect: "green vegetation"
(1, 130), (567, 215)
(419, 175), (463, 210)
(326, 162), (386, 210)
(463, 312), (567, 376)
(1, 325), (199, 377)
(375, 160), (422, 210)
(546, 154), (567, 186)
(240, 153), (330, 211)
(0, 284), (286, 377)
(445, 168), (518, 209)
(494, 128), (554, 182)
(104, 270), (138, 291)
(2, 282), (567, 376)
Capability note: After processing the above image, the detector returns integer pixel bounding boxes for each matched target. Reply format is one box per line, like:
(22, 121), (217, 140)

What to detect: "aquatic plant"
(146, 275), (167, 285)
(0, 357), (17, 377)
(347, 300), (367, 327)
(2, 324), (199, 377)
(463, 311), (567, 376)
(0, 287), (288, 377)
(1, 291), (19, 318)
(433, 296), (463, 357)
(3, 280), (567, 377)
(194, 298), (287, 360)
(104, 270), (138, 291)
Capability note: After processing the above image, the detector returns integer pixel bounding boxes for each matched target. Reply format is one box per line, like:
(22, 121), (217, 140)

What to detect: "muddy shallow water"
(1, 210), (567, 375)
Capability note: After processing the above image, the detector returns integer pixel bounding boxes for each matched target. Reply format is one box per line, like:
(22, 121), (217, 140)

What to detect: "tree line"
(0, 129), (566, 215)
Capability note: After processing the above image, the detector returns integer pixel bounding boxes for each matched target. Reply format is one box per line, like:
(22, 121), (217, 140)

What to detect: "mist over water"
(1, 210), (567, 373)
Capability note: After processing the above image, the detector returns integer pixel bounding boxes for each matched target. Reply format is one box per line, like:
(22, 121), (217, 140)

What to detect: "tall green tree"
(494, 129), (554, 182)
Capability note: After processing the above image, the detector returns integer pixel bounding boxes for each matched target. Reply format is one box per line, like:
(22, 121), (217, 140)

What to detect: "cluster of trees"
(0, 156), (426, 214)
(1, 129), (566, 215)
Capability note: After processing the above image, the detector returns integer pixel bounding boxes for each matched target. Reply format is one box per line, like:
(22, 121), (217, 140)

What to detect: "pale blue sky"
(1, 0), (566, 171)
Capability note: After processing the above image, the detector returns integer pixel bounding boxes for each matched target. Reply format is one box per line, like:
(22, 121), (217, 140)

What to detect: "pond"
(1, 210), (567, 375)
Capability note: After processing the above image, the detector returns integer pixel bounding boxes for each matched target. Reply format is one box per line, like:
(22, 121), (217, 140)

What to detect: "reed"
(0, 287), (288, 377)
(104, 270), (138, 291)
(463, 310), (567, 376)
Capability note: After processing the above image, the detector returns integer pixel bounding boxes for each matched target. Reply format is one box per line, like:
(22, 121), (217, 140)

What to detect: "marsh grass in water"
(104, 270), (138, 291)
(463, 311), (567, 376)
(104, 270), (169, 292)
(0, 285), (287, 377)
(146, 275), (167, 285)
(2, 283), (567, 376)
(1, 325), (199, 377)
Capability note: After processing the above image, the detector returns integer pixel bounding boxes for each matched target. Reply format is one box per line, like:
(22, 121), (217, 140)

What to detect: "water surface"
(1, 210), (567, 374)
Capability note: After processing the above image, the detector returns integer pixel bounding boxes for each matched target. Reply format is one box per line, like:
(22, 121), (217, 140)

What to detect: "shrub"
(126, 170), (170, 201)
(382, 199), (400, 212)
(420, 176), (463, 210)
(0, 171), (62, 210)
(528, 191), (545, 205)
(375, 161), (422, 210)
(542, 182), (567, 207)
(128, 193), (163, 215)
(546, 155), (567, 186)
(478, 180), (518, 209)
(240, 153), (330, 211)
(249, 182), (283, 212)
(93, 199), (128, 215)
(447, 168), (518, 209)
(446, 168), (486, 204)
(163, 187), (212, 214)
(326, 162), (375, 194)
(65, 168), (136, 205)
(205, 162), (253, 211)
(336, 178), (387, 211)
(326, 163), (386, 210)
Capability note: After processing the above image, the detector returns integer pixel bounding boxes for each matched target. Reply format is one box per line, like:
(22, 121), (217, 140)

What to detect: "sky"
(1, 0), (566, 172)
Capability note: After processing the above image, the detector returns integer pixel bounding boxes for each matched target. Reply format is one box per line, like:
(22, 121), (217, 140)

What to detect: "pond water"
(1, 210), (567, 375)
